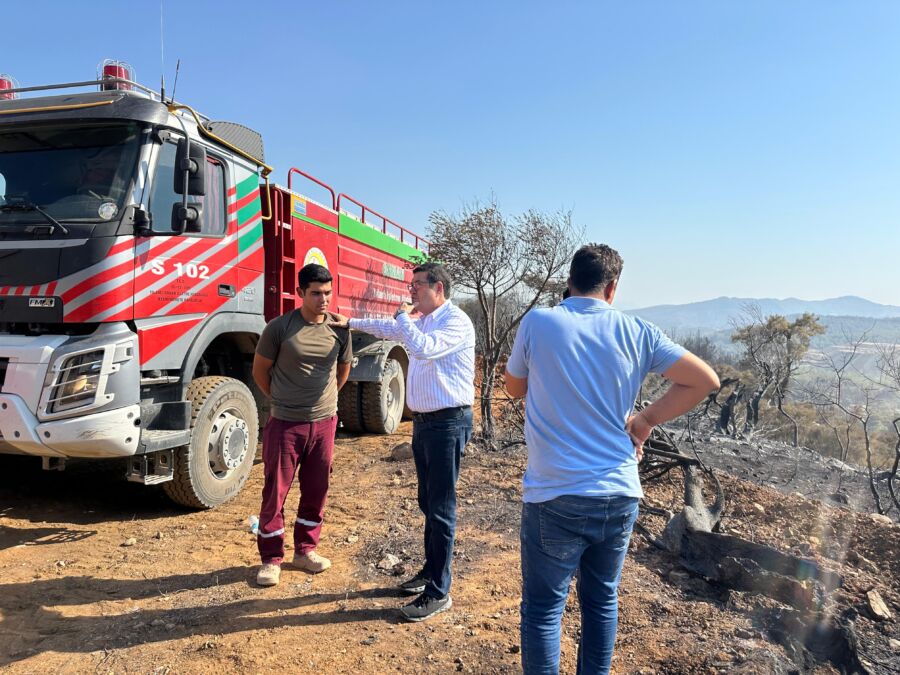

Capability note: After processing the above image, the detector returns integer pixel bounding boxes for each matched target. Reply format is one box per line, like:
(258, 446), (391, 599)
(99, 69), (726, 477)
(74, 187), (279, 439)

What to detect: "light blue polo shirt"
(506, 296), (686, 503)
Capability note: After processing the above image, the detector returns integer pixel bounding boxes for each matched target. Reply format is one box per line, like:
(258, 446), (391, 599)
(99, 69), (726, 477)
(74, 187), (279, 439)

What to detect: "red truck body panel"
(262, 184), (424, 322)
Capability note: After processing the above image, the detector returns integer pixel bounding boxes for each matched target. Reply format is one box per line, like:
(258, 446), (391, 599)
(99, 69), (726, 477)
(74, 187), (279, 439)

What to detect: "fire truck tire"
(362, 358), (405, 434)
(163, 376), (259, 509)
(337, 381), (365, 432)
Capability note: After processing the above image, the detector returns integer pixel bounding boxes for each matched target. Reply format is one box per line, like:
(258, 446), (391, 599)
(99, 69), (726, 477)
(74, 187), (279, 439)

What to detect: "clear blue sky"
(4, 1), (899, 308)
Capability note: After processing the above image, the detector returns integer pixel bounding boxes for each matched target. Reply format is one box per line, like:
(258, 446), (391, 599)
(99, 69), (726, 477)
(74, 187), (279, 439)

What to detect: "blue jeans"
(411, 406), (473, 598)
(520, 495), (640, 675)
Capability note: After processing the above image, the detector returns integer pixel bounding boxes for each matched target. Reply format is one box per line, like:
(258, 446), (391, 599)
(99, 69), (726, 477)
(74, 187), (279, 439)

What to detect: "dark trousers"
(257, 415), (337, 565)
(411, 406), (473, 598)
(520, 495), (640, 675)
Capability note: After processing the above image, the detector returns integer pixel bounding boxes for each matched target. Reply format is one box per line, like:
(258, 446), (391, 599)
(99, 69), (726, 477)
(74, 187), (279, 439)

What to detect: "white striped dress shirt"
(349, 300), (476, 413)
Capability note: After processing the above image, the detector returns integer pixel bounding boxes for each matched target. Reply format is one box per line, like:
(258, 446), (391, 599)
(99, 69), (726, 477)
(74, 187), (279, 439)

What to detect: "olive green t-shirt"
(256, 310), (353, 422)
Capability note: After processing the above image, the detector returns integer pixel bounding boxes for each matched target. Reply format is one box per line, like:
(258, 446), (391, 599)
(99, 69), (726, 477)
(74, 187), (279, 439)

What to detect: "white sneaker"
(256, 563), (281, 586)
(292, 550), (331, 573)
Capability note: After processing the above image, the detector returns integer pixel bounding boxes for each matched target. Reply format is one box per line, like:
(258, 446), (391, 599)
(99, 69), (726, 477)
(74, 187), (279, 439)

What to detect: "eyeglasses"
(407, 280), (435, 290)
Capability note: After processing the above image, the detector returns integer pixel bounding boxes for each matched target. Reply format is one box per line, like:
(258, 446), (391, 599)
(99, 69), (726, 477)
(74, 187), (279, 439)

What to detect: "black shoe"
(400, 592), (452, 622)
(398, 569), (430, 595)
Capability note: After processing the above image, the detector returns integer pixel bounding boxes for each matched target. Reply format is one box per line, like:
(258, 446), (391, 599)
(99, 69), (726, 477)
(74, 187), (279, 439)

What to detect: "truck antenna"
(171, 59), (181, 104)
(159, 0), (166, 101)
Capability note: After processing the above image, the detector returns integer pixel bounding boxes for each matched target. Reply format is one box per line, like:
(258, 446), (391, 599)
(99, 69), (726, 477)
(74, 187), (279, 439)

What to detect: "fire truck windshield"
(0, 122), (141, 227)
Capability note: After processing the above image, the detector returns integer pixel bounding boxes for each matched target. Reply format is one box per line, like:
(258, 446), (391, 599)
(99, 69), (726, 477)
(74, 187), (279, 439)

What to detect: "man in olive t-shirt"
(251, 264), (352, 587)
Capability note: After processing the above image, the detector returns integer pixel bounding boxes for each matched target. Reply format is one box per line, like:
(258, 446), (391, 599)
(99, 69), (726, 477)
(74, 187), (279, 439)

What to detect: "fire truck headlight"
(48, 350), (104, 413)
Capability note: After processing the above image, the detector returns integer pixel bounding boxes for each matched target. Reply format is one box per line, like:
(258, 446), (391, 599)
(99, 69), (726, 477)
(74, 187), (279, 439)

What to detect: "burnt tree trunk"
(744, 390), (762, 435)
(776, 393), (800, 447)
(677, 530), (841, 609)
(480, 358), (496, 447)
(642, 416), (864, 673)
(716, 389), (741, 435)
(889, 419), (900, 513)
(658, 466), (842, 610)
(860, 422), (884, 515)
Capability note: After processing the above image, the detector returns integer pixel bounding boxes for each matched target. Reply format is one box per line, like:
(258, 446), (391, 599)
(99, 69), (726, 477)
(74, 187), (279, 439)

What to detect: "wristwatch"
(394, 307), (406, 319)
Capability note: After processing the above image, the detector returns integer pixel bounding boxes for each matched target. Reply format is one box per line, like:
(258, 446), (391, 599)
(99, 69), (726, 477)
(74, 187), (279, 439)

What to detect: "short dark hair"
(569, 244), (623, 294)
(412, 261), (452, 296)
(297, 263), (332, 290)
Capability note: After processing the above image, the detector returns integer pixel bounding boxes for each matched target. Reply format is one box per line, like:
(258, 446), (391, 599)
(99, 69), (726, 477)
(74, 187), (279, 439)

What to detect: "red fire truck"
(0, 62), (427, 508)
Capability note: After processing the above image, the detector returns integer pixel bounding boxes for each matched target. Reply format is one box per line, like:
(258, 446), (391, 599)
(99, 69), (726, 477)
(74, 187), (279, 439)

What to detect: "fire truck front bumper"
(0, 394), (141, 458)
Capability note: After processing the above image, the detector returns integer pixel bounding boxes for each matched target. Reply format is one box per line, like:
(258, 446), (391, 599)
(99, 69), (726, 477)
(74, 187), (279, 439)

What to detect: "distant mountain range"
(627, 296), (900, 332)
(626, 297), (900, 410)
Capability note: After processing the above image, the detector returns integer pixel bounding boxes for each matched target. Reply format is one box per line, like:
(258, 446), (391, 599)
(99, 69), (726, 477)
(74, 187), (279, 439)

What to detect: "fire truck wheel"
(337, 381), (365, 433)
(163, 376), (259, 509)
(362, 358), (405, 435)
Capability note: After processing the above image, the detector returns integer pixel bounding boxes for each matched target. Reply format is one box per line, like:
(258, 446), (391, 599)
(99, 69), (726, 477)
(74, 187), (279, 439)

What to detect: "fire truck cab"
(0, 63), (427, 508)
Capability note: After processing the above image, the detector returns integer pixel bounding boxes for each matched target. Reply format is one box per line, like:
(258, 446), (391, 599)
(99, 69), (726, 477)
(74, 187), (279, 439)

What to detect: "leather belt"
(412, 405), (471, 422)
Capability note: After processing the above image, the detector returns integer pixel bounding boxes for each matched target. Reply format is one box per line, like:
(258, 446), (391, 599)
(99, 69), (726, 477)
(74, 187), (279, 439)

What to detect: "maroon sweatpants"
(257, 415), (338, 565)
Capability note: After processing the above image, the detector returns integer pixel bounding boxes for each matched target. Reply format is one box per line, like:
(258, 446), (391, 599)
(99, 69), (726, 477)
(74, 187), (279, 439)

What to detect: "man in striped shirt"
(332, 262), (476, 621)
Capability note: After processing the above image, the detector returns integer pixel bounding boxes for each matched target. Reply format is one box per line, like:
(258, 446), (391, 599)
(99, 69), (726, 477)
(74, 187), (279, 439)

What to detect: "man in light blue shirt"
(505, 243), (719, 675)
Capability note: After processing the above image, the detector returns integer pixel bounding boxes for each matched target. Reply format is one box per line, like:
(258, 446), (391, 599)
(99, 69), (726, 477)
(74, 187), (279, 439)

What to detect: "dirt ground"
(1, 423), (898, 674)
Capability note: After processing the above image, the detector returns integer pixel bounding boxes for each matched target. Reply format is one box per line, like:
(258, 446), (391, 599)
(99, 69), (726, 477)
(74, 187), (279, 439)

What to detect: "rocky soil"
(0, 424), (897, 674)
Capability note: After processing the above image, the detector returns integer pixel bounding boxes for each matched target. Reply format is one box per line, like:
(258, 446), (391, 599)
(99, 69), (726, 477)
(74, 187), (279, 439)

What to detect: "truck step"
(138, 429), (191, 454)
(126, 445), (178, 485)
(135, 472), (172, 486)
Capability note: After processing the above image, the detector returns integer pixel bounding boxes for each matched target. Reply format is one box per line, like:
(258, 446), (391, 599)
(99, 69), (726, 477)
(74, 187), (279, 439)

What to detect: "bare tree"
(427, 199), (579, 446)
(806, 334), (886, 514)
(814, 403), (854, 463)
(875, 342), (900, 512)
(777, 313), (825, 446)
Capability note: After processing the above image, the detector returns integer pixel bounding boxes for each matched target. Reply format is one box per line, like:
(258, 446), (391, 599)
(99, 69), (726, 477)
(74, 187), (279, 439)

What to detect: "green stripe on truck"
(238, 221), (263, 254)
(236, 173), (258, 200)
(338, 214), (424, 262)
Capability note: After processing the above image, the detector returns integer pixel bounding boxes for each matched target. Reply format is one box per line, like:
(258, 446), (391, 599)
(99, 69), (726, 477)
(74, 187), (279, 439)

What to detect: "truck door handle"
(218, 284), (236, 297)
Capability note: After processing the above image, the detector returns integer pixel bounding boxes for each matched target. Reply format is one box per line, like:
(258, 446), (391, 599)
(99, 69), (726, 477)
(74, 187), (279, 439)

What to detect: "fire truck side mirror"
(171, 202), (203, 234)
(174, 138), (207, 196)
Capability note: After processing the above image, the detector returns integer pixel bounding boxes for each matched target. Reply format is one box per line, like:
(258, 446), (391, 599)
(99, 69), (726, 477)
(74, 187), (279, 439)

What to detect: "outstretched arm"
(394, 311), (473, 360)
(337, 316), (404, 341)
